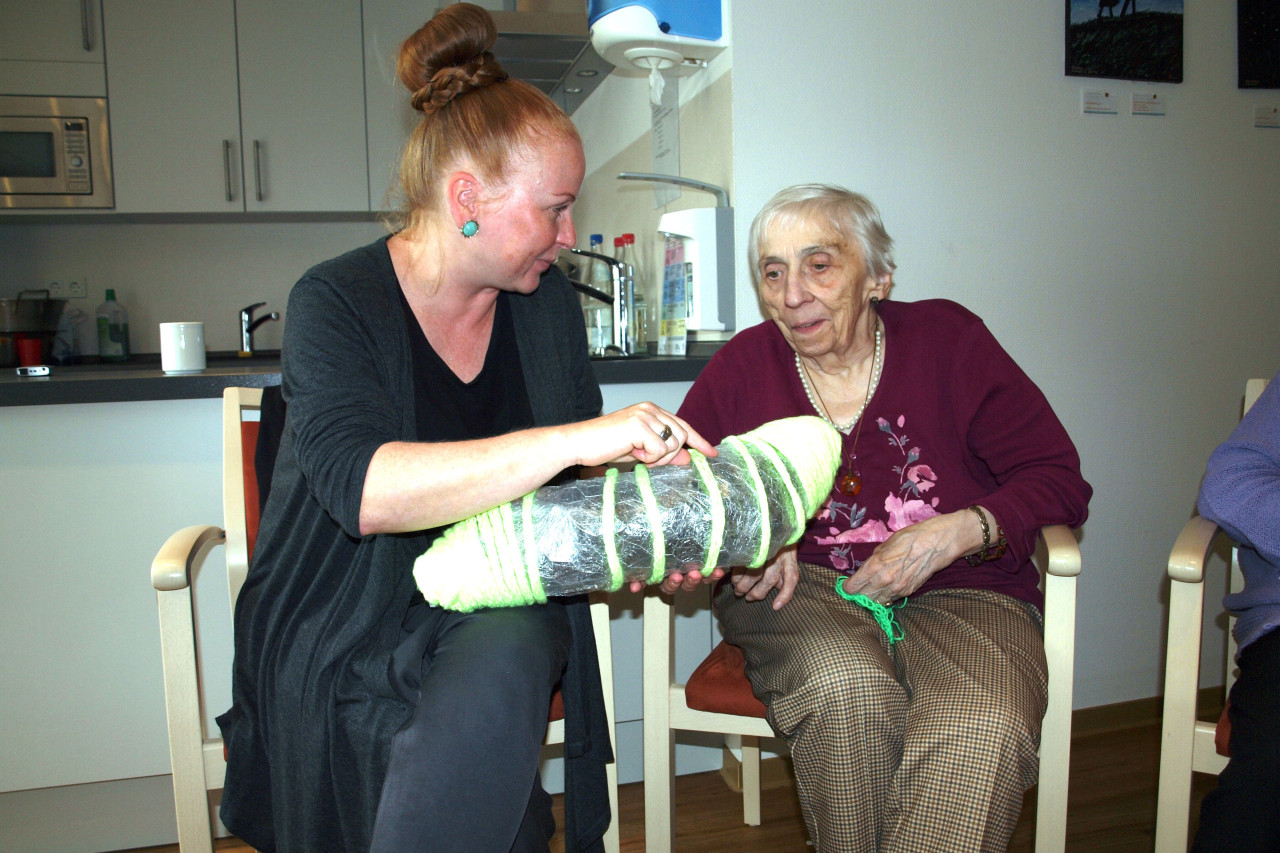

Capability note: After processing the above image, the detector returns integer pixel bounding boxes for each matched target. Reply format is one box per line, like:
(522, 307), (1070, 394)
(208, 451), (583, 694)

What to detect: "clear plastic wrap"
(414, 416), (841, 611)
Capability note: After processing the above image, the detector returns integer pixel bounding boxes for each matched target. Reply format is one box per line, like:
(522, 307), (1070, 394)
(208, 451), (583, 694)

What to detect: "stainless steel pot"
(0, 290), (67, 367)
(0, 289), (67, 332)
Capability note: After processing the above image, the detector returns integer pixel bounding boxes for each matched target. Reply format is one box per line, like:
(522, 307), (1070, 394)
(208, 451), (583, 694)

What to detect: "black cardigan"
(218, 237), (611, 852)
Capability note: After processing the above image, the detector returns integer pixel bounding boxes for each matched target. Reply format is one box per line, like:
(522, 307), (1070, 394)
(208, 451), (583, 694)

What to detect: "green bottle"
(95, 288), (130, 362)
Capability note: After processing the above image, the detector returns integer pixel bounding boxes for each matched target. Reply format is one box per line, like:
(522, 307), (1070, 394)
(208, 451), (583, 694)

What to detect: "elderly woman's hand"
(727, 545), (800, 610)
(839, 510), (978, 603)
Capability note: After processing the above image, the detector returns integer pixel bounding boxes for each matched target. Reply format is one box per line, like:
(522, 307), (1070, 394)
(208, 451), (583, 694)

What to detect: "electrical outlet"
(47, 278), (88, 299)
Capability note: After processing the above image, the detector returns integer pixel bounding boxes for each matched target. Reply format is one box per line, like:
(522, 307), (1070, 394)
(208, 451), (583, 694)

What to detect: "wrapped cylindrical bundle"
(414, 416), (841, 611)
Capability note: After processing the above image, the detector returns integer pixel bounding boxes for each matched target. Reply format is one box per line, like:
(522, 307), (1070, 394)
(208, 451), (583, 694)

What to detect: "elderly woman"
(673, 184), (1092, 851)
(216, 6), (710, 853)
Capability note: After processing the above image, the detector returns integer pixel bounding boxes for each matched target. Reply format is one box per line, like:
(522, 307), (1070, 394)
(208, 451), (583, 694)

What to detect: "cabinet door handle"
(80, 0), (93, 51)
(253, 140), (264, 203)
(223, 140), (235, 202)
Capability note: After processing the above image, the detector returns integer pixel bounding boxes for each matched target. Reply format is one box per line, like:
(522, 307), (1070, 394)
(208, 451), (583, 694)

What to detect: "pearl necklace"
(796, 319), (883, 433)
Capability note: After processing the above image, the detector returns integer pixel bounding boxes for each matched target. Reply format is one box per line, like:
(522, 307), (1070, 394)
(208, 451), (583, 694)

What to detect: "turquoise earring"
(460, 219), (479, 238)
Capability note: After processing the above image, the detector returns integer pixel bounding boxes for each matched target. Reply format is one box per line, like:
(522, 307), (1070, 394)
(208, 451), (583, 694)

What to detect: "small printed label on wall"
(1131, 92), (1166, 117)
(1082, 89), (1117, 115)
(1254, 105), (1280, 129)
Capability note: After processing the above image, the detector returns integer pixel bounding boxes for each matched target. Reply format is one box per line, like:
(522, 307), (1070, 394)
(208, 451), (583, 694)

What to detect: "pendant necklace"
(796, 318), (883, 496)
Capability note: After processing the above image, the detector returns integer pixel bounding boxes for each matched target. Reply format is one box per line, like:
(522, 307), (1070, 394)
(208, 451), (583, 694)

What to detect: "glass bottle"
(95, 288), (130, 362)
(621, 233), (647, 351)
(583, 234), (613, 354)
(588, 234), (613, 298)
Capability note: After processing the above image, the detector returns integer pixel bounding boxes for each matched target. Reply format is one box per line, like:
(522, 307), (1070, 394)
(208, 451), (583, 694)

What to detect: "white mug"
(159, 322), (206, 374)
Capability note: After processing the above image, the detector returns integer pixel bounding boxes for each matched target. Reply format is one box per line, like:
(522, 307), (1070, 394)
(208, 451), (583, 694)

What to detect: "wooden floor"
(119, 711), (1219, 853)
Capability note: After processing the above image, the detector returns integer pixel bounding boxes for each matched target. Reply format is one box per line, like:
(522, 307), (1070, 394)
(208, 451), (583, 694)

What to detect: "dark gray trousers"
(370, 601), (571, 853)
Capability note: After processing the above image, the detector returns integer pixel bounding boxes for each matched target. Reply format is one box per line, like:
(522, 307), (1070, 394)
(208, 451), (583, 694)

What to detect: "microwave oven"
(0, 95), (114, 209)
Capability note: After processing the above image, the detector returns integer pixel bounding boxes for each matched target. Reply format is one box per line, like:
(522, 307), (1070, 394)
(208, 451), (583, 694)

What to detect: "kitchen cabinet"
(362, 1), (433, 214)
(0, 0), (105, 97)
(103, 0), (368, 213)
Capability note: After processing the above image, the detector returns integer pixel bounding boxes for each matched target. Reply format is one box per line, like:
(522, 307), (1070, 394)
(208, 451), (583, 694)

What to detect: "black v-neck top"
(398, 285), (534, 443)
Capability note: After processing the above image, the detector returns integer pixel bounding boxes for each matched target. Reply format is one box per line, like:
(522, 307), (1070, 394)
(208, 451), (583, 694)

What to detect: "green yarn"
(743, 434), (804, 534)
(689, 448), (725, 575)
(522, 493), (538, 591)
(745, 417), (842, 515)
(633, 462), (667, 584)
(413, 416), (843, 611)
(602, 467), (624, 591)
(724, 435), (771, 568)
(834, 576), (906, 644)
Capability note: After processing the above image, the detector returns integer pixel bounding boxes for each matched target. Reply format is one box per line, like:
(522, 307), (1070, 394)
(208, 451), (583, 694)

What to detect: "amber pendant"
(838, 472), (862, 496)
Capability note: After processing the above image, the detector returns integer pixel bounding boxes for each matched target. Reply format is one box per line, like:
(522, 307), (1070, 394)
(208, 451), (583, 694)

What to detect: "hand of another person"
(629, 564), (726, 595)
(728, 545), (800, 610)
(839, 510), (972, 603)
(575, 402), (716, 469)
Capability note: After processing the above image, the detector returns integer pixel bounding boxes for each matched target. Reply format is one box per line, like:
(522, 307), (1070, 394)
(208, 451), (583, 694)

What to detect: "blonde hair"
(392, 3), (580, 232)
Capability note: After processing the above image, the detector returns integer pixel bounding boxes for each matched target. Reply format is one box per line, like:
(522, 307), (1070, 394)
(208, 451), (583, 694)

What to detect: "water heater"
(587, 0), (729, 76)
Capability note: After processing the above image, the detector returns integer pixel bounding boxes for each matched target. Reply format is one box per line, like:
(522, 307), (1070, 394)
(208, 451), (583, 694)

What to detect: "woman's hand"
(630, 564), (726, 595)
(574, 402), (717, 469)
(727, 545), (800, 610)
(838, 508), (984, 603)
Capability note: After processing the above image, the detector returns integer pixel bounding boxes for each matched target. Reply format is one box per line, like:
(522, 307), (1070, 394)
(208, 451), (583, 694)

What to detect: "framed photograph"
(1239, 0), (1280, 89)
(1065, 0), (1184, 83)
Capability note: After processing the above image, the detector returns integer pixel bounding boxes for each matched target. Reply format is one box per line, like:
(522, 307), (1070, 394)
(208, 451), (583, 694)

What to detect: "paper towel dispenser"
(658, 206), (733, 331)
(587, 0), (729, 76)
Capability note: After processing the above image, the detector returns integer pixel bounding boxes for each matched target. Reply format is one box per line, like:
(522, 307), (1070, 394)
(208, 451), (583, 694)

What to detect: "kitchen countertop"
(0, 347), (720, 407)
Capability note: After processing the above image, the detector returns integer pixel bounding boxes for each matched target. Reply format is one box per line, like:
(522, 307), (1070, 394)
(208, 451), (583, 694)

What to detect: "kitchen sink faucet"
(239, 302), (280, 356)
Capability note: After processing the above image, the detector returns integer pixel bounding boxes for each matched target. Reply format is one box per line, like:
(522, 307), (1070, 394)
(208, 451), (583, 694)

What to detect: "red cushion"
(684, 641), (767, 718)
(1215, 702), (1232, 757)
(242, 421), (261, 561)
(548, 689), (565, 723)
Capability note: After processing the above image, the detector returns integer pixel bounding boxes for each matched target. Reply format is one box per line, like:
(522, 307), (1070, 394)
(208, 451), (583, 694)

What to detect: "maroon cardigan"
(678, 298), (1091, 609)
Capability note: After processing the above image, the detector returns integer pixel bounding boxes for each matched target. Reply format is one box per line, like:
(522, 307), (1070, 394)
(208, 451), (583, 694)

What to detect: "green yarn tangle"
(414, 416), (842, 611)
(850, 595), (907, 644)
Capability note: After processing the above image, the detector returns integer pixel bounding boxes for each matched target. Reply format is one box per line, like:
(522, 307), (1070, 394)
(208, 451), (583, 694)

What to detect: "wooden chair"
(642, 525), (1082, 853)
(1154, 377), (1269, 853)
(151, 386), (620, 853)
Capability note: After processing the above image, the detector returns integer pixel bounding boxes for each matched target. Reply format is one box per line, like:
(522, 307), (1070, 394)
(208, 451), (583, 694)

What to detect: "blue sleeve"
(1197, 372), (1280, 566)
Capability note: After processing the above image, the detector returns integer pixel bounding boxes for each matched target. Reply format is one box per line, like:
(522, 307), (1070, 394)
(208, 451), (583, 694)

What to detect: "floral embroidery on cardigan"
(813, 414), (942, 573)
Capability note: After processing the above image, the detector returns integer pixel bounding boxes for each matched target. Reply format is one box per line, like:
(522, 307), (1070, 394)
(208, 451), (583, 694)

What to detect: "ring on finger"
(658, 424), (673, 441)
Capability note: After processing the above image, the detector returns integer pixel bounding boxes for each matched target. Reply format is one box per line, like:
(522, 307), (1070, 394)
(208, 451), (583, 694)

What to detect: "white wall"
(726, 1), (1280, 706)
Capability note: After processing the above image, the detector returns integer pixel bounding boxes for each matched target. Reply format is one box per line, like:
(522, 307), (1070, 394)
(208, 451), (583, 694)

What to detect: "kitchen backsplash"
(0, 220), (386, 356)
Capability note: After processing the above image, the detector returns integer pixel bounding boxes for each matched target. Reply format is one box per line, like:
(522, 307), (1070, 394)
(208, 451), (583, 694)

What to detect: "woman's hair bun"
(398, 3), (510, 114)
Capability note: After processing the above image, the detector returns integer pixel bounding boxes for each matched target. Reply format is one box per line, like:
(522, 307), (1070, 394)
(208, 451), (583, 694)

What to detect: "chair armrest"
(151, 525), (226, 592)
(1039, 524), (1081, 578)
(1167, 516), (1220, 584)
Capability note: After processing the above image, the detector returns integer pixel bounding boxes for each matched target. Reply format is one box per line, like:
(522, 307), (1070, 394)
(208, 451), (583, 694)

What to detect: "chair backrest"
(1244, 377), (1267, 415)
(222, 386), (264, 607)
(1154, 376), (1270, 853)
